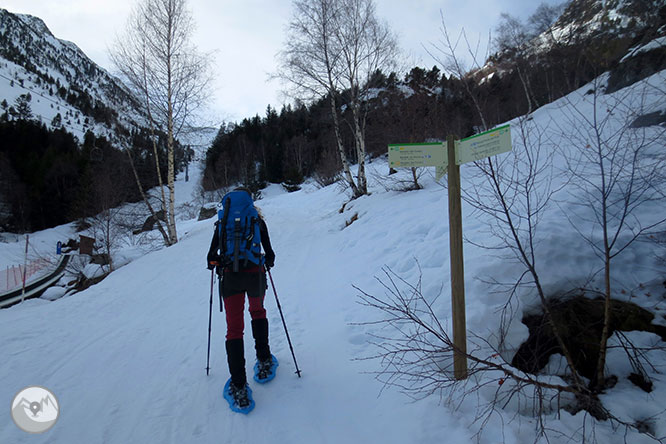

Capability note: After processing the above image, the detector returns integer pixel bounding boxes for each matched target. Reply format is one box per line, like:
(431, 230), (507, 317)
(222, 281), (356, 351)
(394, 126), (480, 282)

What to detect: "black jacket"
(207, 217), (275, 268)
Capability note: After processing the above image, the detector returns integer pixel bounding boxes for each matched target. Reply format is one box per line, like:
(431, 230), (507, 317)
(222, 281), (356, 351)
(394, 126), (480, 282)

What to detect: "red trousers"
(223, 292), (267, 340)
(221, 267), (267, 340)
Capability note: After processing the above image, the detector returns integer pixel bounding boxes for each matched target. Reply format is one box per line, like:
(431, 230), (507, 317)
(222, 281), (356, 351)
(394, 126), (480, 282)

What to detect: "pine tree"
(14, 94), (32, 120)
(51, 113), (62, 128)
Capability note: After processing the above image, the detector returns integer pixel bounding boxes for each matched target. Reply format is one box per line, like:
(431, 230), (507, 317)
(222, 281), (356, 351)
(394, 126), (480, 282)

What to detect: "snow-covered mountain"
(0, 8), (146, 143)
(550, 0), (662, 43)
(476, 0), (666, 89)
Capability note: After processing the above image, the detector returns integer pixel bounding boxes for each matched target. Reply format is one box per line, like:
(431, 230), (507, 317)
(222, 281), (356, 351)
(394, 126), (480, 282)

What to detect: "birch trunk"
(125, 148), (171, 246)
(351, 100), (367, 195)
(166, 45), (178, 245)
(329, 94), (359, 197)
(166, 117), (178, 244)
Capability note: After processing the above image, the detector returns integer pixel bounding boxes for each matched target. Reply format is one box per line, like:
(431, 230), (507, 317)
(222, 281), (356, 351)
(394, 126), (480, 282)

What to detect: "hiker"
(206, 187), (277, 412)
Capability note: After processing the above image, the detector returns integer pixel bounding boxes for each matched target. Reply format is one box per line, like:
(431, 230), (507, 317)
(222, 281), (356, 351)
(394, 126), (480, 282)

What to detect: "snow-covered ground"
(1, 69), (665, 443)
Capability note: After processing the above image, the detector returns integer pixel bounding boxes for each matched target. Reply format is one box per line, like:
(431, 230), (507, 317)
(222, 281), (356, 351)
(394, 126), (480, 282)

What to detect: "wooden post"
(21, 234), (29, 303)
(447, 135), (467, 379)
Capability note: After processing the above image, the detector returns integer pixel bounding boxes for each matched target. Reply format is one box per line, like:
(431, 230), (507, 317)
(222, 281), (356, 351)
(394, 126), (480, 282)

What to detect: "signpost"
(79, 235), (95, 256)
(388, 143), (447, 169)
(388, 125), (512, 380)
(446, 135), (467, 380)
(457, 124), (512, 165)
(20, 235), (29, 304)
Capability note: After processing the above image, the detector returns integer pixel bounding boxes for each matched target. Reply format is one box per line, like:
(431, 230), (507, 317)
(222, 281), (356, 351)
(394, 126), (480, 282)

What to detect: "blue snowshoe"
(223, 378), (255, 414)
(253, 354), (279, 384)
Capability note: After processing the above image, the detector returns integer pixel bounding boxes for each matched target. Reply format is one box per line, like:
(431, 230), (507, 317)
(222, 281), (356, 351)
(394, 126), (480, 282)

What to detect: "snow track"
(0, 185), (462, 443)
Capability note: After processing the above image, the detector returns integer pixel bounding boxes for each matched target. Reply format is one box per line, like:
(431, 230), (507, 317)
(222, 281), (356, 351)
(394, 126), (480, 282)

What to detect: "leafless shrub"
(354, 266), (597, 442)
(357, 265), (666, 443)
(555, 77), (666, 390)
(372, 166), (426, 192)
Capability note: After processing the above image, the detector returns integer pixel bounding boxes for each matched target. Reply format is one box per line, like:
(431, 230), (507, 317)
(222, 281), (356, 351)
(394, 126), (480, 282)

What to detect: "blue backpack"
(217, 190), (264, 271)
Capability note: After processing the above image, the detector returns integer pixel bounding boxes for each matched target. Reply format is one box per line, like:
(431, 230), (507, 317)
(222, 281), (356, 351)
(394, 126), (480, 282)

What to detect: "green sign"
(388, 143), (447, 168)
(457, 125), (512, 165)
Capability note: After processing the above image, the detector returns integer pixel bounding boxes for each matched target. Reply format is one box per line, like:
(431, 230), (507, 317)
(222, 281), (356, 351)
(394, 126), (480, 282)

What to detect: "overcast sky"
(2, 0), (564, 126)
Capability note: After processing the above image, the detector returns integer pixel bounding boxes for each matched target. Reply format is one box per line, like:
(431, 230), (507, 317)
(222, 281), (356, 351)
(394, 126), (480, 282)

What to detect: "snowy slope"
(0, 180), (468, 443)
(1, 70), (666, 443)
(0, 8), (145, 143)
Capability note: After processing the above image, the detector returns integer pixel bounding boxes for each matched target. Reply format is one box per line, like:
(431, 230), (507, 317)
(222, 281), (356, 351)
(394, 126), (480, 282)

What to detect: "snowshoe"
(253, 354), (279, 384)
(223, 378), (255, 414)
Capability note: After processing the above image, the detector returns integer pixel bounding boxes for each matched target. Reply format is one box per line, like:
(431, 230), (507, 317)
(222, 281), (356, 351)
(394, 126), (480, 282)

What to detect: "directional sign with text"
(385, 128), (513, 381)
(456, 124), (512, 165)
(388, 143), (447, 168)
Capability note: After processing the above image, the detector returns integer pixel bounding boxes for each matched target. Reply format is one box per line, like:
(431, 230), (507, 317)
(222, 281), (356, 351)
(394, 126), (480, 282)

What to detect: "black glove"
(207, 252), (221, 270)
(264, 251), (275, 270)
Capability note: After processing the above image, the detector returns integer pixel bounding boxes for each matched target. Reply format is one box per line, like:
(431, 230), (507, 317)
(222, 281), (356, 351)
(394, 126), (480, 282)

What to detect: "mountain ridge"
(0, 7), (146, 143)
(478, 0), (666, 88)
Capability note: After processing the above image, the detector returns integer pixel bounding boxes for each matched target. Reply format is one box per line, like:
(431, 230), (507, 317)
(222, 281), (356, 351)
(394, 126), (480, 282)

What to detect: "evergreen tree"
(51, 113), (62, 128)
(14, 94), (32, 120)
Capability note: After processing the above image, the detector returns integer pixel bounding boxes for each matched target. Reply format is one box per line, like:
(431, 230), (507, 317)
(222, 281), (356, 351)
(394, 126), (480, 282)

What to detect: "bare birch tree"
(277, 0), (356, 195)
(277, 0), (397, 198)
(454, 119), (585, 392)
(557, 78), (666, 391)
(334, 0), (399, 195)
(111, 0), (212, 246)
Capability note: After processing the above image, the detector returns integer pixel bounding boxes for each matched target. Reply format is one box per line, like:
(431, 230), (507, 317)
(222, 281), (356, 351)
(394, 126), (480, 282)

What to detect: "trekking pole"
(206, 268), (214, 376)
(267, 269), (302, 377)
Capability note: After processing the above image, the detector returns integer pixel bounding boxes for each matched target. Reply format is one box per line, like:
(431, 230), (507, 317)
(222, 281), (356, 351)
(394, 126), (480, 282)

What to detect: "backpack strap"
(232, 217), (242, 272)
(244, 217), (257, 267)
(219, 196), (230, 262)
